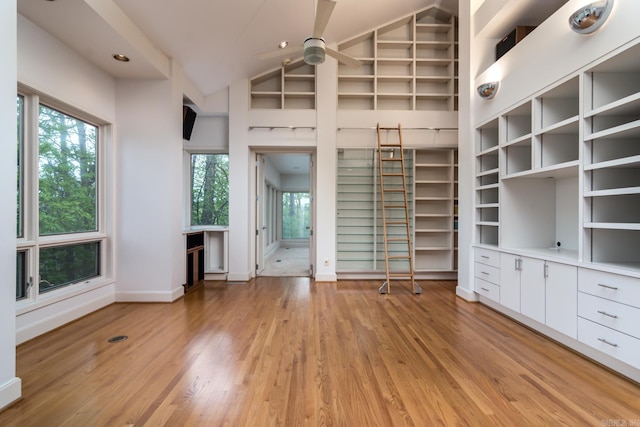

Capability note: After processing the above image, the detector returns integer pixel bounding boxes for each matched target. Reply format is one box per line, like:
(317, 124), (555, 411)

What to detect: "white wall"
(115, 76), (185, 302)
(474, 0), (640, 123)
(184, 115), (229, 151)
(17, 14), (116, 123)
(0, 0), (21, 412)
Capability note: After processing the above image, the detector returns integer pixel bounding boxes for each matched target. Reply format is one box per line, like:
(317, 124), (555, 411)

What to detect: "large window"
(16, 93), (105, 300)
(38, 105), (97, 235)
(190, 153), (229, 226)
(282, 192), (310, 239)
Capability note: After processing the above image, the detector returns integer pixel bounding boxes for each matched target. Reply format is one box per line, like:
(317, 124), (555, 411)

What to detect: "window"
(39, 242), (100, 293)
(17, 93), (106, 300)
(282, 192), (310, 239)
(190, 153), (229, 226)
(38, 105), (97, 235)
(17, 95), (23, 238)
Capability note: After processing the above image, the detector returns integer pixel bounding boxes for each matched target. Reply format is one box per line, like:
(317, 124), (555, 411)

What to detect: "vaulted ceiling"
(18, 0), (458, 100)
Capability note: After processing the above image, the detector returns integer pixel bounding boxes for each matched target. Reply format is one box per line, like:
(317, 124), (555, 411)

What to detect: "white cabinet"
(474, 248), (500, 302)
(519, 257), (546, 324)
(577, 268), (640, 368)
(498, 253), (577, 338)
(545, 261), (578, 339)
(498, 253), (521, 312)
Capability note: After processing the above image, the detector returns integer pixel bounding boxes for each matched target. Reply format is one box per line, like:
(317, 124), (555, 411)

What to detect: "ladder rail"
(376, 123), (421, 294)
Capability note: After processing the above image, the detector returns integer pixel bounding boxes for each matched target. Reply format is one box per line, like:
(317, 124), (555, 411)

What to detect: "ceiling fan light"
(304, 38), (325, 65)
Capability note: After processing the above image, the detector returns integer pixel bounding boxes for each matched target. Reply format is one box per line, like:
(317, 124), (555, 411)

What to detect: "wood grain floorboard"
(1, 278), (639, 426)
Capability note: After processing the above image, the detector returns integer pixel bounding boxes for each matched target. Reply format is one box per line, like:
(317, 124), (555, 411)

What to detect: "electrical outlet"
(323, 258), (329, 266)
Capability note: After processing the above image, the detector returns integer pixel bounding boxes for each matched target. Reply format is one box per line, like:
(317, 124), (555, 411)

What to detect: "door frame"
(251, 148), (316, 278)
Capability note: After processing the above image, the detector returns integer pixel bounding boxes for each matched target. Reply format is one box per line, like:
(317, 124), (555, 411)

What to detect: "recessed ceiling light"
(279, 41), (288, 49)
(112, 54), (130, 62)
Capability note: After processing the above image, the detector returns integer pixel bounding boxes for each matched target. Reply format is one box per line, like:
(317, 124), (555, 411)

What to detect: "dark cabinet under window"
(185, 231), (205, 292)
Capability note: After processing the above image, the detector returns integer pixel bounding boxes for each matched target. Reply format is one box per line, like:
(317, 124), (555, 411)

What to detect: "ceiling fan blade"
(312, 0), (336, 38)
(257, 45), (303, 60)
(326, 48), (362, 68)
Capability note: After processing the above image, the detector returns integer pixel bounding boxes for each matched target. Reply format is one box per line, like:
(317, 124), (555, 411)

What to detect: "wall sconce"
(477, 82), (499, 100)
(569, 0), (614, 34)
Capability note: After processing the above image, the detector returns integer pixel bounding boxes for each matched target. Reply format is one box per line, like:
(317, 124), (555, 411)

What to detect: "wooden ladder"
(376, 123), (421, 294)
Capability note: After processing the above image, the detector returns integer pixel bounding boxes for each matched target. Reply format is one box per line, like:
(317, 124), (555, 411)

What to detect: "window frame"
(16, 90), (111, 308)
(186, 150), (230, 227)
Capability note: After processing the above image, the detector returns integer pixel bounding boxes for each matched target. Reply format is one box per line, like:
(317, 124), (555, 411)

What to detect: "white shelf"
(586, 155), (640, 170)
(585, 92), (640, 118)
(501, 161), (579, 180)
(585, 187), (640, 197)
(585, 223), (640, 231)
(585, 119), (640, 141)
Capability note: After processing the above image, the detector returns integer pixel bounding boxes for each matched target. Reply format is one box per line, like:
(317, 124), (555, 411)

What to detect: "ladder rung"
(384, 204), (406, 209)
(382, 173), (403, 177)
(386, 220), (408, 224)
(378, 127), (400, 131)
(382, 188), (404, 192)
(387, 255), (411, 260)
(388, 273), (413, 277)
(380, 158), (402, 161)
(387, 237), (409, 242)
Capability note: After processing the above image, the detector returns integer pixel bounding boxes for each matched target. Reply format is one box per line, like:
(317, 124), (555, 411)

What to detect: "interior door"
(255, 153), (265, 276)
(308, 153), (315, 277)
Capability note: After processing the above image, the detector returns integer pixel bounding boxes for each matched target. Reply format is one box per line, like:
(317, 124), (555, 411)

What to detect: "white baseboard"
(315, 273), (337, 282)
(0, 377), (22, 412)
(115, 288), (181, 303)
(455, 286), (478, 302)
(227, 272), (251, 282)
(16, 293), (114, 345)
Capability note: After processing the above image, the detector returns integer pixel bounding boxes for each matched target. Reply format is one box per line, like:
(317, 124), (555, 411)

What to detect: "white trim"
(315, 273), (337, 282)
(16, 293), (114, 345)
(227, 272), (252, 282)
(115, 287), (183, 303)
(0, 378), (22, 412)
(455, 285), (478, 301)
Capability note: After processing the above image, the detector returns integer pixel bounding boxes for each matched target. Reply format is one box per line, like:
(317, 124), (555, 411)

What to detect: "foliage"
(39, 242), (100, 293)
(191, 154), (229, 226)
(282, 192), (310, 239)
(38, 105), (97, 235)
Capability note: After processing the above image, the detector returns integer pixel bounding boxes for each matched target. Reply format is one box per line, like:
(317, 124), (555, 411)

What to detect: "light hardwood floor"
(1, 278), (639, 426)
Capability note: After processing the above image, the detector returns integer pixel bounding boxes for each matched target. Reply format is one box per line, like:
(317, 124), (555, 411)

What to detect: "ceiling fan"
(257, 0), (361, 68)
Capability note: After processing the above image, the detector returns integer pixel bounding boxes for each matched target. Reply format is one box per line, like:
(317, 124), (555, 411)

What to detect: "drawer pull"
(481, 271), (490, 275)
(597, 283), (619, 291)
(597, 310), (618, 319)
(481, 255), (490, 259)
(597, 337), (618, 347)
(481, 288), (490, 292)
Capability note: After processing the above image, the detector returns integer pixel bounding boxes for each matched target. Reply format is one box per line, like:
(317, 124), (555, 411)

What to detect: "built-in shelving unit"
(250, 60), (316, 109)
(475, 118), (499, 246)
(583, 43), (640, 269)
(414, 149), (456, 271)
(472, 7), (640, 385)
(337, 147), (456, 275)
(337, 6), (457, 111)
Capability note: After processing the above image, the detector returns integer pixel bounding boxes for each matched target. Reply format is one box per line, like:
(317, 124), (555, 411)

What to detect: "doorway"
(255, 151), (315, 277)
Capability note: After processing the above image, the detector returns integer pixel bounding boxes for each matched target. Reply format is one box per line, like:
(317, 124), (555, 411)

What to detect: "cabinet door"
(499, 253), (521, 312)
(520, 257), (545, 324)
(545, 261), (577, 338)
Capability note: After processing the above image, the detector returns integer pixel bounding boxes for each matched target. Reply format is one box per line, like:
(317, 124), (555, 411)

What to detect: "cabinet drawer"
(578, 317), (640, 369)
(474, 262), (500, 284)
(578, 292), (640, 339)
(475, 277), (500, 302)
(578, 268), (640, 309)
(475, 248), (500, 268)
